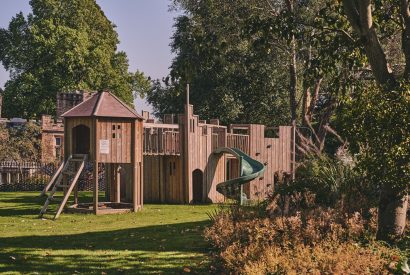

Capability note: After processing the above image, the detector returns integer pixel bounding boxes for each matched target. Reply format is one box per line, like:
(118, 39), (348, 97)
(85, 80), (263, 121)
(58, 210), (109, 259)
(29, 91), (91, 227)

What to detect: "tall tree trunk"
(343, 0), (396, 87)
(401, 0), (410, 77)
(342, 0), (408, 241)
(377, 185), (408, 241)
(289, 35), (297, 125)
(286, 0), (297, 125)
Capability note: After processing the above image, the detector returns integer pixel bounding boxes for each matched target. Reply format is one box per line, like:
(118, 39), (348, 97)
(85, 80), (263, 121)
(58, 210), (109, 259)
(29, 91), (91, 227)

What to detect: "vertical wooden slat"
(131, 120), (138, 211)
(93, 118), (99, 215)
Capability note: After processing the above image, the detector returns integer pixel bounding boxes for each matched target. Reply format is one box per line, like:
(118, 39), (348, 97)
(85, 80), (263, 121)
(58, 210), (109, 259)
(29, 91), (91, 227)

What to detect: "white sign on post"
(99, 139), (110, 154)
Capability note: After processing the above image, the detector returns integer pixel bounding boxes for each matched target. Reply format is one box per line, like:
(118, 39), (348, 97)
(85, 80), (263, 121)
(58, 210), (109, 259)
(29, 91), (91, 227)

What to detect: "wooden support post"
(140, 161), (143, 209)
(93, 117), (99, 215)
(132, 120), (138, 212)
(184, 84), (191, 203)
(74, 186), (78, 205)
(115, 165), (121, 203)
(105, 164), (111, 202)
(73, 161), (78, 204)
(159, 156), (164, 202)
(62, 174), (68, 196)
(239, 156), (244, 206)
(108, 164), (116, 202)
(93, 162), (99, 214)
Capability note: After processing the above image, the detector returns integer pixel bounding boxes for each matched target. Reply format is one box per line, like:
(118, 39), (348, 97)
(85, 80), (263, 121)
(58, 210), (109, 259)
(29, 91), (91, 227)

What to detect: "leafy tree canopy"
(0, 122), (41, 161)
(148, 1), (292, 125)
(0, 0), (150, 118)
(149, 0), (361, 129)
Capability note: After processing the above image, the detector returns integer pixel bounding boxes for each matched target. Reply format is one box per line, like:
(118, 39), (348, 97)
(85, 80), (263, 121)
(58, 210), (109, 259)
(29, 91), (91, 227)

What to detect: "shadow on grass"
(0, 192), (105, 217)
(0, 193), (215, 273)
(0, 220), (211, 274)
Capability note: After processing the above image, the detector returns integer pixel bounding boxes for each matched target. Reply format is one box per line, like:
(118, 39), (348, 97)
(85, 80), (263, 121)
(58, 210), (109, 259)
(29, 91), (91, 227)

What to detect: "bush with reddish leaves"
(205, 204), (406, 274)
(205, 155), (408, 273)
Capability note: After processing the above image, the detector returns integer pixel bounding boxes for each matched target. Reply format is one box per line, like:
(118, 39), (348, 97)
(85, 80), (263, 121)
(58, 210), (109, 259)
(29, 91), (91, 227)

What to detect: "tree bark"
(400, 0), (410, 77)
(286, 0), (298, 125)
(343, 0), (396, 87)
(289, 36), (297, 124)
(376, 185), (408, 242)
(342, 0), (407, 242)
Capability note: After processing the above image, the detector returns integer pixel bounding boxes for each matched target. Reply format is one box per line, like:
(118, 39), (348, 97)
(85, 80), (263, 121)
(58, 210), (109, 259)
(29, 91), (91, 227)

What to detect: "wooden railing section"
(227, 133), (250, 154)
(211, 133), (220, 152)
(143, 124), (180, 155)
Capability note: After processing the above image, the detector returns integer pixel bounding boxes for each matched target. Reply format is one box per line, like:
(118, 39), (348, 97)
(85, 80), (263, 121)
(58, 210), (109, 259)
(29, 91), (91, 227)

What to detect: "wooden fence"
(0, 161), (105, 191)
(227, 134), (250, 154)
(143, 124), (180, 155)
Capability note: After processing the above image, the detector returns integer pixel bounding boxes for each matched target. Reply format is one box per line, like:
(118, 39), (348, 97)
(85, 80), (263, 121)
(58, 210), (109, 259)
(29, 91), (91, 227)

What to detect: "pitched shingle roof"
(61, 91), (143, 120)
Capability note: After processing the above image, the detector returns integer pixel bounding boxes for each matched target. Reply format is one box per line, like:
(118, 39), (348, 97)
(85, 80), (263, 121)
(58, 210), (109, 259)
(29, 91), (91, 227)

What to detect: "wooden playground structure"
(40, 90), (295, 219)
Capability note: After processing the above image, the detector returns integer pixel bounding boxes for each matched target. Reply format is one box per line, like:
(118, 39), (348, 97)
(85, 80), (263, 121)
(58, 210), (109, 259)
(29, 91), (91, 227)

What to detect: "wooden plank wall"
(133, 120), (144, 208)
(143, 127), (180, 155)
(187, 113), (227, 203)
(143, 155), (183, 203)
(227, 158), (240, 180)
(175, 108), (227, 203)
(227, 134), (250, 154)
(142, 105), (293, 204)
(105, 163), (134, 203)
(245, 125), (293, 201)
(164, 155), (183, 203)
(97, 119), (132, 163)
(64, 117), (94, 160)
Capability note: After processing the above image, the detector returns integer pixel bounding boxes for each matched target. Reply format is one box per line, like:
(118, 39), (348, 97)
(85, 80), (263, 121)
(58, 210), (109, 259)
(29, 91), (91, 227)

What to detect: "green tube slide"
(214, 147), (265, 204)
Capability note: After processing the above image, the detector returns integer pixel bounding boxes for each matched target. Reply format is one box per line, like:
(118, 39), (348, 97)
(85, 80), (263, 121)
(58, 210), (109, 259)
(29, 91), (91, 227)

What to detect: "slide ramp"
(214, 147), (265, 203)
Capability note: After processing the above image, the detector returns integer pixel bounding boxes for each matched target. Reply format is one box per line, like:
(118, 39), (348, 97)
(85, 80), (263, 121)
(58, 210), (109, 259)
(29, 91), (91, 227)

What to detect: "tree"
(340, 0), (409, 241)
(0, 122), (41, 161)
(148, 0), (291, 126)
(169, 0), (409, 242)
(163, 0), (360, 155)
(0, 0), (148, 118)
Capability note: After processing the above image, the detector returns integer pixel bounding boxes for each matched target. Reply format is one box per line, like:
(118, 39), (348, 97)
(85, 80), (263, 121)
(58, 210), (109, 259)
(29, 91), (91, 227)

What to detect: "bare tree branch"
(400, 0), (410, 77)
(324, 125), (346, 144)
(308, 78), (322, 120)
(343, 0), (396, 87)
(342, 0), (361, 33)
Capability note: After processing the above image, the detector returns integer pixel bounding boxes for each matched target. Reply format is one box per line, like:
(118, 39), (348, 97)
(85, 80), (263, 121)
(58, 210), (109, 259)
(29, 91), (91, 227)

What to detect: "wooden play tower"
(40, 88), (295, 219)
(40, 91), (143, 219)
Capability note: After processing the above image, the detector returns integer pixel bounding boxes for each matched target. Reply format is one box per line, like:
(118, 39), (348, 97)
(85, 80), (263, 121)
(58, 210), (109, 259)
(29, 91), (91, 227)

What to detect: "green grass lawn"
(0, 192), (218, 274)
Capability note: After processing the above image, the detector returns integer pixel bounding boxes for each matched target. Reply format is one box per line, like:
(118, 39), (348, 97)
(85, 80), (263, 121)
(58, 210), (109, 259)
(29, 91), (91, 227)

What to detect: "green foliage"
(150, 0), (362, 127)
(148, 78), (185, 117)
(130, 70), (151, 98)
(148, 0), (291, 125)
(0, 0), (148, 118)
(0, 122), (41, 161)
(339, 82), (410, 194)
(288, 154), (378, 211)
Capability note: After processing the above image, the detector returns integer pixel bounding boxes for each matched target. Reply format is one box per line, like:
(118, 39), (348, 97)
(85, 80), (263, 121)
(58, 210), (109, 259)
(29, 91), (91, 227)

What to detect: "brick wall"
(56, 91), (95, 119)
(42, 91), (95, 162)
(41, 115), (64, 163)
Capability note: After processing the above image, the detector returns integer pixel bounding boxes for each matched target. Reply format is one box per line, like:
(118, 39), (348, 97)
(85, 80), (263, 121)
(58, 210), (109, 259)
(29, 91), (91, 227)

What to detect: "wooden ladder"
(39, 154), (87, 220)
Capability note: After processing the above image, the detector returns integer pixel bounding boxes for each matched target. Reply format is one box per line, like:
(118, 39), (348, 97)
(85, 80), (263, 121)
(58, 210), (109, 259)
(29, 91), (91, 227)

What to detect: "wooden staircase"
(39, 154), (87, 220)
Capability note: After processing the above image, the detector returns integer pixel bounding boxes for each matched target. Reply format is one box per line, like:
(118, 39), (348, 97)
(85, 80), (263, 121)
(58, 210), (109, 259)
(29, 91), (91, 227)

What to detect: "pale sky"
(0, 0), (180, 113)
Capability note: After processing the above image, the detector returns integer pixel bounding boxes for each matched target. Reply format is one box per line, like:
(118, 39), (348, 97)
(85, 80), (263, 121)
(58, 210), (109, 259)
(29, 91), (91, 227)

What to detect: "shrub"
(204, 205), (403, 274)
(204, 153), (407, 273)
(274, 154), (379, 214)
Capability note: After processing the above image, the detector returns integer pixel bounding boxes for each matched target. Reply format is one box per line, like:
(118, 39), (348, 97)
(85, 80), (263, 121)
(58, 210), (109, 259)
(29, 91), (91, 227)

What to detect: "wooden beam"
(132, 120), (138, 212)
(143, 123), (179, 129)
(116, 165), (121, 203)
(185, 84), (191, 203)
(93, 117), (99, 215)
